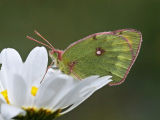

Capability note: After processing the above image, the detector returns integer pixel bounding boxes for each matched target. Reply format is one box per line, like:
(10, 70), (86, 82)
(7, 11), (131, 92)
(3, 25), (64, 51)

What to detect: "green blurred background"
(0, 0), (159, 120)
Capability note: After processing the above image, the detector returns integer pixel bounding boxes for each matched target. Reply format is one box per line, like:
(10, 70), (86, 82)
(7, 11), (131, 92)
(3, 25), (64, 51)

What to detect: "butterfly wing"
(59, 30), (142, 86)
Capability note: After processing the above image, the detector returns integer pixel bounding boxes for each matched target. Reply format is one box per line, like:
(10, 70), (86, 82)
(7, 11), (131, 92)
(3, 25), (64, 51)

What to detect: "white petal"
(7, 74), (28, 106)
(23, 47), (48, 86)
(0, 48), (23, 74)
(0, 114), (5, 120)
(0, 94), (6, 104)
(35, 69), (76, 109)
(0, 71), (7, 91)
(0, 48), (23, 91)
(56, 76), (112, 114)
(1, 104), (25, 120)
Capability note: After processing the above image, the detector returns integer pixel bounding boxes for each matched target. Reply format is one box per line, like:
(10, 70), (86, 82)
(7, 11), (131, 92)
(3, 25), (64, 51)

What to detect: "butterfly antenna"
(26, 36), (53, 49)
(40, 60), (54, 84)
(34, 30), (55, 50)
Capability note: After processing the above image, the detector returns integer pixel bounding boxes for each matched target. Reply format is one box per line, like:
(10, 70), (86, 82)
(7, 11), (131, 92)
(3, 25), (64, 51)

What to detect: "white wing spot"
(96, 51), (102, 55)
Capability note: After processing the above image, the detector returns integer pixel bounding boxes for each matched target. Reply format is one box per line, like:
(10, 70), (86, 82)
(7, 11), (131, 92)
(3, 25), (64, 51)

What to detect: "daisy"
(0, 47), (112, 120)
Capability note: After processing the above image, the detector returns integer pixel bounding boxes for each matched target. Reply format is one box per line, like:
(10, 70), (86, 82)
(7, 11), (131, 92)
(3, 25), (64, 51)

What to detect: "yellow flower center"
(31, 86), (38, 96)
(14, 107), (61, 120)
(1, 90), (10, 104)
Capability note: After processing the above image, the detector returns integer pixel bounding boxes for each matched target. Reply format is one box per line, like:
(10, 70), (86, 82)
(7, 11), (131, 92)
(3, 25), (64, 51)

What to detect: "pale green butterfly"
(27, 29), (142, 86)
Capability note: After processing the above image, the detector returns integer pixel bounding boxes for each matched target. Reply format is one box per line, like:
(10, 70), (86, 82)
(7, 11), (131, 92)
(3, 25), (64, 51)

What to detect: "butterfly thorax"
(49, 50), (70, 74)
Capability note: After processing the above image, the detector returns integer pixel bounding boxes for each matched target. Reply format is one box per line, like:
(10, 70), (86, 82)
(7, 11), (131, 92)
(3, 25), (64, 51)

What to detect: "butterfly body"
(49, 29), (142, 86)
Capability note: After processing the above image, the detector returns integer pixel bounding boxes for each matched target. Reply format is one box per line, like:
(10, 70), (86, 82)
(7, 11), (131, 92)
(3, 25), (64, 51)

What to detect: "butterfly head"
(49, 49), (63, 61)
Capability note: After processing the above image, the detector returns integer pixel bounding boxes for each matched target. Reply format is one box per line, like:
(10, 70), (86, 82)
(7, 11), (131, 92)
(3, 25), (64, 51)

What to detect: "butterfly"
(27, 29), (142, 86)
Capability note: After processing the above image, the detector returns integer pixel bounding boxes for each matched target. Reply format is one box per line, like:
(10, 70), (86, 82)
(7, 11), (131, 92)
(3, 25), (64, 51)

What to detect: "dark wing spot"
(118, 31), (123, 35)
(113, 31), (123, 35)
(68, 61), (78, 74)
(108, 72), (112, 75)
(93, 35), (97, 40)
(96, 47), (106, 56)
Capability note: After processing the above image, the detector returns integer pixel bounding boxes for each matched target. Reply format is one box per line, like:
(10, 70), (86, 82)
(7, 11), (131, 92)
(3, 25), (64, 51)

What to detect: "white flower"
(0, 47), (112, 120)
